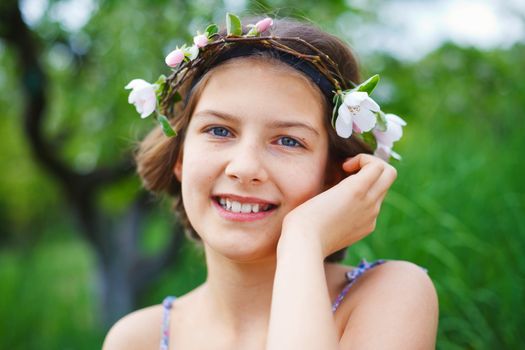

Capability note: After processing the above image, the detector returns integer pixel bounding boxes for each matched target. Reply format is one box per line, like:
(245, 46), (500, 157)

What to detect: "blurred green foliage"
(0, 0), (524, 348)
(353, 43), (525, 348)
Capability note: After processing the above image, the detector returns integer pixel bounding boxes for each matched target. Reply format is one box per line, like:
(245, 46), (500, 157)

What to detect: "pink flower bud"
(255, 18), (273, 33)
(165, 49), (184, 67)
(193, 34), (208, 48)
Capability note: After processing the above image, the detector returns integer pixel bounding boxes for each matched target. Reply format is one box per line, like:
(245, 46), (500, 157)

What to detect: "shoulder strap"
(160, 296), (177, 350)
(331, 259), (385, 313)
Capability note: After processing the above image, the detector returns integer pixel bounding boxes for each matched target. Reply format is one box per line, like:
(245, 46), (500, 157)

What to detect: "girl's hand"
(280, 154), (397, 258)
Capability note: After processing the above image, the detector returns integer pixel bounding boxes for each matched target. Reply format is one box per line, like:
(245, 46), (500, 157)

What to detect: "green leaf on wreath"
(226, 13), (242, 36)
(356, 74), (380, 95)
(206, 24), (219, 37)
(331, 93), (342, 127)
(375, 111), (388, 132)
(154, 75), (167, 95)
(158, 115), (177, 137)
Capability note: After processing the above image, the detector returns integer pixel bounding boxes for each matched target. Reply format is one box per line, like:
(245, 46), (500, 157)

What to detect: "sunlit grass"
(0, 233), (102, 349)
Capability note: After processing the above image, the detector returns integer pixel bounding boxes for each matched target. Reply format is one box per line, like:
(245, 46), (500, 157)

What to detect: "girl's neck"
(200, 246), (278, 332)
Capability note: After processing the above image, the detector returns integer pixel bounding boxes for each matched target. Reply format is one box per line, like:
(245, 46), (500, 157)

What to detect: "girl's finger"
(373, 172), (396, 213)
(341, 161), (385, 195)
(341, 154), (391, 192)
(342, 154), (376, 174)
(368, 164), (397, 200)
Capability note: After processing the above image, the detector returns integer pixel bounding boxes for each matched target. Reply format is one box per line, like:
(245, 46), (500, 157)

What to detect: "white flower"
(187, 45), (199, 60)
(373, 113), (406, 160)
(374, 144), (401, 161)
(373, 113), (407, 148)
(335, 91), (380, 138)
(125, 79), (157, 118)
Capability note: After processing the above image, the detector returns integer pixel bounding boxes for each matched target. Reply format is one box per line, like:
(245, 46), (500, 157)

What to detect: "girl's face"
(175, 59), (330, 262)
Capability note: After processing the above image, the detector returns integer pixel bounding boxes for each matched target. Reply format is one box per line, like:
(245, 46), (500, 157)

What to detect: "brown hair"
(135, 17), (372, 262)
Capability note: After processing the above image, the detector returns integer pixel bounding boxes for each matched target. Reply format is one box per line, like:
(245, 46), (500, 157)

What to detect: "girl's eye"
(207, 126), (231, 137)
(277, 136), (303, 148)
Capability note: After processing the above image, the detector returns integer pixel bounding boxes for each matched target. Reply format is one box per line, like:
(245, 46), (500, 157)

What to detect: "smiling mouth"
(214, 197), (277, 214)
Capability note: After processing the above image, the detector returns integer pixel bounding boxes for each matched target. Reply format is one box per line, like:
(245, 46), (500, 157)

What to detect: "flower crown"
(125, 13), (406, 161)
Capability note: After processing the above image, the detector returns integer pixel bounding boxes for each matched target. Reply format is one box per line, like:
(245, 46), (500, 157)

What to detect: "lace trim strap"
(331, 259), (386, 313)
(160, 296), (176, 350)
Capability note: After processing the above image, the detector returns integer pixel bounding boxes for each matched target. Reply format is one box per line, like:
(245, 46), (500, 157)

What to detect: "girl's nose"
(224, 141), (269, 185)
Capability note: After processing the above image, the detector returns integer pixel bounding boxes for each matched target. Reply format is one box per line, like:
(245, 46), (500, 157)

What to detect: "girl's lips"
(212, 198), (277, 222)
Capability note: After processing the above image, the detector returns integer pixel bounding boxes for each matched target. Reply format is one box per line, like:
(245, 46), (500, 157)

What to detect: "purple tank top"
(160, 259), (385, 350)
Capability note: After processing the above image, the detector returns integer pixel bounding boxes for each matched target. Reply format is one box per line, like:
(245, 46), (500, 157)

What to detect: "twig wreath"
(125, 13), (406, 160)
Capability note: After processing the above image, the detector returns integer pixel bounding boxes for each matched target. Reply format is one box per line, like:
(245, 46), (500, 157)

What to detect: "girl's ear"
(174, 156), (183, 181)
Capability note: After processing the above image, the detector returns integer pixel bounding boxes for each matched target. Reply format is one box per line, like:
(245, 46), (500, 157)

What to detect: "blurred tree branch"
(0, 0), (185, 327)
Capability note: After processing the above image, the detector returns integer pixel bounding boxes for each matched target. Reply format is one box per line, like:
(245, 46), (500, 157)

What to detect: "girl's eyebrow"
(193, 109), (239, 122)
(193, 109), (320, 136)
(268, 120), (319, 136)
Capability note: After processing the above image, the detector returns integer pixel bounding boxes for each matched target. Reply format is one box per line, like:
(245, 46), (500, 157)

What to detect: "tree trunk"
(0, 0), (185, 328)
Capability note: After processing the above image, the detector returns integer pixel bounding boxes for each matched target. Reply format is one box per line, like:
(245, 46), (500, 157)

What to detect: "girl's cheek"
(285, 162), (326, 196)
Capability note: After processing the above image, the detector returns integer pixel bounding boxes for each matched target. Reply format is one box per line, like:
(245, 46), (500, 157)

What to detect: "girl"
(104, 14), (438, 350)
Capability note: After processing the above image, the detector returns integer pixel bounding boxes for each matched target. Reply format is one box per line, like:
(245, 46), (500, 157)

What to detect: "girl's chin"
(202, 232), (279, 263)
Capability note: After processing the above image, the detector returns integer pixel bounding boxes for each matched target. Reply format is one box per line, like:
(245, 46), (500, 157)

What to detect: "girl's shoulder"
(103, 304), (164, 350)
(328, 259), (436, 310)
(329, 260), (438, 348)
(331, 259), (433, 292)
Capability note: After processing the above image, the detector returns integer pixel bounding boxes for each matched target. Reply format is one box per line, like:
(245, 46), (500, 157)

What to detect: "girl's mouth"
(214, 196), (276, 213)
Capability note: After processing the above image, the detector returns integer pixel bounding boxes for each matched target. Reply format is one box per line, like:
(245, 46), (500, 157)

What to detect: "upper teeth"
(219, 198), (269, 213)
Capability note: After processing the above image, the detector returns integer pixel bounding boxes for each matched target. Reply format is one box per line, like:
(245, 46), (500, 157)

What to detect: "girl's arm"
(266, 154), (438, 349)
(266, 229), (338, 350)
